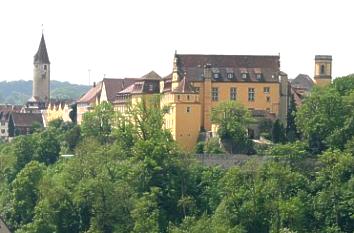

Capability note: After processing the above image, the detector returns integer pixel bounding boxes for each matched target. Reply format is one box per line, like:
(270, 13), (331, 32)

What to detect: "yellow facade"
(190, 81), (280, 131)
(161, 92), (201, 151)
(43, 102), (72, 126)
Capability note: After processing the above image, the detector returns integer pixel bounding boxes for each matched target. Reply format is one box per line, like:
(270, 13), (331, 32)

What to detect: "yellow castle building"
(77, 53), (333, 151)
(113, 53), (289, 150)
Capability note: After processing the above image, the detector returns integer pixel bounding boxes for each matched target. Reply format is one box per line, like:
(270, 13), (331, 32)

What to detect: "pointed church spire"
(34, 34), (50, 64)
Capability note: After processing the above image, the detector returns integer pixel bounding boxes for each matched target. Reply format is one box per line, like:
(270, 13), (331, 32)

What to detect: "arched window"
(320, 65), (325, 74)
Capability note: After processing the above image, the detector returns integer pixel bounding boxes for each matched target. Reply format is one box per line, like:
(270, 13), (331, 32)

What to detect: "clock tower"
(32, 33), (50, 101)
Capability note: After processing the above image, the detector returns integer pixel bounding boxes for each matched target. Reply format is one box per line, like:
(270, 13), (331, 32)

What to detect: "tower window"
(43, 65), (47, 70)
(212, 88), (219, 101)
(248, 88), (255, 101)
(230, 87), (237, 100)
(320, 65), (325, 74)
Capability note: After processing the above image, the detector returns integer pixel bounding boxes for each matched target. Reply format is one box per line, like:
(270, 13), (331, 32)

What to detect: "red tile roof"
(77, 81), (103, 104)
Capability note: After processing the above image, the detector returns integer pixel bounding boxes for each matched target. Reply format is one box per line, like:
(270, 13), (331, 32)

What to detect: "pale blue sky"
(0, 0), (353, 85)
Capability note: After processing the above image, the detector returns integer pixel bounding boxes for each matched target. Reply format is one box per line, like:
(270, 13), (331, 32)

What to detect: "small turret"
(314, 55), (332, 86)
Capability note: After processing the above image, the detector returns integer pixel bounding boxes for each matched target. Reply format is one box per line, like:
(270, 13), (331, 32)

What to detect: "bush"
(195, 141), (205, 154)
(204, 138), (224, 154)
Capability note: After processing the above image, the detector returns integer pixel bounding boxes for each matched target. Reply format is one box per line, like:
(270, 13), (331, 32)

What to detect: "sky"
(0, 0), (353, 85)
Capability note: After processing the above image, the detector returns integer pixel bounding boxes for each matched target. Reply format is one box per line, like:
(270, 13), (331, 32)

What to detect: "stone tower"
(314, 55), (332, 86)
(32, 34), (50, 101)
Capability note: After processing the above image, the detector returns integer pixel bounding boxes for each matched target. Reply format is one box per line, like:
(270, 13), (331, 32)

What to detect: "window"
(227, 73), (234, 79)
(241, 73), (248, 79)
(264, 87), (270, 94)
(187, 107), (191, 112)
(266, 108), (270, 112)
(195, 87), (200, 93)
(212, 88), (219, 101)
(320, 64), (325, 74)
(148, 84), (153, 91)
(230, 87), (237, 100)
(177, 95), (180, 100)
(248, 88), (255, 101)
(256, 73), (262, 80)
(187, 95), (190, 100)
(43, 65), (47, 70)
(1, 129), (5, 134)
(213, 73), (220, 79)
(266, 96), (271, 102)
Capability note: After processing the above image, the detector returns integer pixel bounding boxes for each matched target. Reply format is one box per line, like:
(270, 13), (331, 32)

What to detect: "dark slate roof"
(34, 34), (50, 64)
(11, 112), (43, 127)
(290, 74), (314, 91)
(172, 77), (195, 94)
(103, 78), (136, 102)
(176, 54), (280, 83)
(140, 71), (161, 80)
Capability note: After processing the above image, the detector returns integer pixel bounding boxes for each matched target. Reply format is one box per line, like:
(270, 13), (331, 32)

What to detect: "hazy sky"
(0, 0), (353, 85)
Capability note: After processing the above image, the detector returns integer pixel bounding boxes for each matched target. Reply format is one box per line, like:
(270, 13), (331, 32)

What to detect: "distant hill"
(0, 80), (90, 105)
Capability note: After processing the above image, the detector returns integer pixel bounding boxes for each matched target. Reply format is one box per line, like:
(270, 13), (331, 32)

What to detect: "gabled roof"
(10, 112), (43, 128)
(34, 34), (50, 64)
(290, 74), (314, 91)
(140, 71), (161, 80)
(175, 54), (280, 83)
(172, 77), (195, 94)
(77, 81), (103, 104)
(102, 78), (136, 102)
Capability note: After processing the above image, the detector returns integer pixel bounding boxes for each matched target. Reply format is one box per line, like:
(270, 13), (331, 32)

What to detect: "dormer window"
(227, 73), (234, 79)
(241, 73), (248, 79)
(212, 68), (220, 79)
(256, 73), (262, 80)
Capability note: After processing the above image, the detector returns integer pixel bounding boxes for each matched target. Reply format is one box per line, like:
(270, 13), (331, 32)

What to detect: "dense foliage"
(0, 76), (354, 233)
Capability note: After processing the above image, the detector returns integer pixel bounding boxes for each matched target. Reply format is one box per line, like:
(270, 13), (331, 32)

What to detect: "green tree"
(296, 87), (345, 153)
(286, 94), (300, 141)
(33, 129), (61, 165)
(313, 150), (354, 233)
(272, 119), (286, 144)
(9, 161), (45, 229)
(81, 102), (114, 144)
(211, 101), (254, 153)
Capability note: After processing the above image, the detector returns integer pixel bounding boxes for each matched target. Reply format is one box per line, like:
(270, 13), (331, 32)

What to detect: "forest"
(0, 75), (354, 233)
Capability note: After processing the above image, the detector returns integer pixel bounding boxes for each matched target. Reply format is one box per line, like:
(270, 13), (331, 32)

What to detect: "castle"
(1, 33), (333, 150)
(78, 53), (333, 150)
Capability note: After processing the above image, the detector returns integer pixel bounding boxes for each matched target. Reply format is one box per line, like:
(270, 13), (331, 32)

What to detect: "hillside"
(0, 80), (90, 105)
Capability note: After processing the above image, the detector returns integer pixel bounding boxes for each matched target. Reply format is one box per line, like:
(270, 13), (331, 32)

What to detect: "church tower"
(32, 34), (50, 101)
(314, 55), (332, 86)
